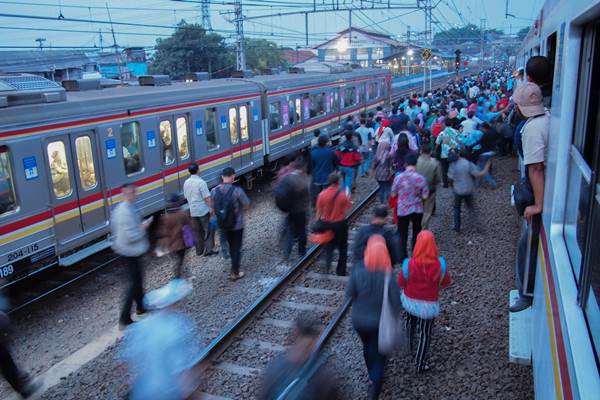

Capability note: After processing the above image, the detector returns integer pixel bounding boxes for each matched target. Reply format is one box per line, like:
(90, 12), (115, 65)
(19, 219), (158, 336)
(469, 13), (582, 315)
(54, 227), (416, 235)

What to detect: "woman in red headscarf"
(398, 230), (452, 372)
(347, 235), (401, 399)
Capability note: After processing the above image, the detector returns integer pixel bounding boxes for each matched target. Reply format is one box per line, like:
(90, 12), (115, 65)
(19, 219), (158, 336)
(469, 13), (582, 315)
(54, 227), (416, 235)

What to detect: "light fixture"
(337, 38), (349, 53)
(401, 56), (406, 60)
(407, 49), (414, 56)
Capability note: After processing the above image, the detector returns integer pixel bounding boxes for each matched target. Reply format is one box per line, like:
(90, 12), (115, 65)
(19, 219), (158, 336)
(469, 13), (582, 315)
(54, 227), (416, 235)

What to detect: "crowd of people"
(0, 57), (552, 399)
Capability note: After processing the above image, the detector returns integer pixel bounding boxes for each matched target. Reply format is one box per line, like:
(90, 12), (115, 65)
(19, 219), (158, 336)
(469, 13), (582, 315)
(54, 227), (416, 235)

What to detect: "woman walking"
(372, 140), (393, 204)
(347, 235), (402, 399)
(398, 230), (452, 372)
(157, 194), (193, 278)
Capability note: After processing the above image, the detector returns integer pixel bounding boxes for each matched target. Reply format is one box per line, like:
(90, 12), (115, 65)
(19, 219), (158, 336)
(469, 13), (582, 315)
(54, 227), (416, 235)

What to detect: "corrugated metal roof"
(0, 50), (93, 73)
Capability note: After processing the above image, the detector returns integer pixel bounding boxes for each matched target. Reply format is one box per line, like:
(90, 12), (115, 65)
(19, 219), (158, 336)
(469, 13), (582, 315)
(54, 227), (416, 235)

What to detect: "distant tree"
(151, 21), (234, 78)
(244, 38), (284, 70)
(433, 24), (504, 47)
(516, 27), (530, 41)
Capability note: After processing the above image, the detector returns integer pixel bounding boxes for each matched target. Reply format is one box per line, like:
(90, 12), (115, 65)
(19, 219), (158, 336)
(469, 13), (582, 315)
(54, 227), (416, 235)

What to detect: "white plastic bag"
(378, 272), (408, 355)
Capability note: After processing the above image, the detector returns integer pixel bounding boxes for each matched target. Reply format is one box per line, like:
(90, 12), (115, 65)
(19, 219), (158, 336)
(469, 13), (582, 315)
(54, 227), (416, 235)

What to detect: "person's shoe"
(509, 297), (532, 313)
(228, 271), (245, 281)
(203, 250), (219, 257)
(19, 377), (42, 398)
(417, 364), (431, 373)
(119, 318), (134, 330)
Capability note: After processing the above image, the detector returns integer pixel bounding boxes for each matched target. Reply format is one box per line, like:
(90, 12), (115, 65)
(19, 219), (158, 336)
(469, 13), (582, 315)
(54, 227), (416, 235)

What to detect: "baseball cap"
(513, 82), (544, 117)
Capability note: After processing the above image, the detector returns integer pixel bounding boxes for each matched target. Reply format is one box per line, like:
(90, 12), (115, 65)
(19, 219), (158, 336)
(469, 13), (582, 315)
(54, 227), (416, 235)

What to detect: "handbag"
(378, 273), (408, 355)
(182, 224), (195, 248)
(513, 173), (534, 216)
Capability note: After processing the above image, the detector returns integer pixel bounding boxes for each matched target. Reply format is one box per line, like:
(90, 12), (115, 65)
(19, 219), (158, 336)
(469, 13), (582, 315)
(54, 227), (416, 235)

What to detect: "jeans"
(284, 211), (307, 259)
(359, 151), (372, 176)
(422, 193), (436, 229)
(453, 193), (475, 232)
(224, 229), (243, 274)
(173, 248), (186, 278)
(396, 212), (423, 259)
(325, 221), (348, 275)
(120, 256), (145, 323)
(377, 180), (392, 204)
(192, 214), (215, 255)
(406, 314), (435, 372)
(219, 228), (230, 258)
(516, 215), (541, 299)
(339, 166), (354, 192)
(478, 151), (497, 188)
(440, 158), (450, 187)
(355, 327), (386, 400)
(0, 340), (26, 394)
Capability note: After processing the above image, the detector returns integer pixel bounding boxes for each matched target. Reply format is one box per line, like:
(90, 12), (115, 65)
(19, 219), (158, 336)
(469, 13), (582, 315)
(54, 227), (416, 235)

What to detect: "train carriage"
(515, 0), (600, 398)
(0, 68), (390, 288)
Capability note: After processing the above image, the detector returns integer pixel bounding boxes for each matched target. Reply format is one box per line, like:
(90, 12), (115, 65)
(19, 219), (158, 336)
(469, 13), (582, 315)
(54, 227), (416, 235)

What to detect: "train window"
(344, 87), (356, 108)
(229, 107), (239, 144)
(0, 146), (17, 216)
(74, 136), (97, 190)
(47, 141), (72, 198)
(309, 93), (325, 118)
(333, 91), (339, 113)
(176, 117), (189, 160)
(269, 101), (281, 130)
(204, 108), (219, 151)
(160, 120), (175, 165)
(295, 98), (302, 123)
(240, 105), (249, 141)
(121, 122), (143, 176)
(287, 100), (295, 125)
(368, 83), (377, 100)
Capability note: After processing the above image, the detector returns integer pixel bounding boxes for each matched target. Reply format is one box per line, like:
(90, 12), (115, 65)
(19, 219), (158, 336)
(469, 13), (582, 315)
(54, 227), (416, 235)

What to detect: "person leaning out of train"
(346, 234), (402, 400)
(156, 194), (193, 279)
(398, 230), (452, 373)
(111, 183), (152, 327)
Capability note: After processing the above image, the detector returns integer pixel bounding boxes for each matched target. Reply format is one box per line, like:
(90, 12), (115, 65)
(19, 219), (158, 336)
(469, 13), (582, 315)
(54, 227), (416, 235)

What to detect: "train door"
(174, 114), (192, 188)
(289, 97), (302, 148)
(158, 117), (180, 195)
(238, 104), (253, 168)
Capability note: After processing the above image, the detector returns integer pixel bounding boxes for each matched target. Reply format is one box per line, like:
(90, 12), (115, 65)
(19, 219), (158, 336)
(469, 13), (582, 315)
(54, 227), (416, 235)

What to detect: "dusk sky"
(0, 0), (545, 49)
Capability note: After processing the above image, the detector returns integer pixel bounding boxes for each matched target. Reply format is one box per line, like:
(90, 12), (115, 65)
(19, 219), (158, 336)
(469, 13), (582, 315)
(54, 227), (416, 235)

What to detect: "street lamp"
(407, 49), (414, 56)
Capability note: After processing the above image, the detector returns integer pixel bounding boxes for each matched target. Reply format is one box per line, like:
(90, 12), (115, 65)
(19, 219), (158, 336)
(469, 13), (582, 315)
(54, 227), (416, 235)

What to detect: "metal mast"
(201, 0), (212, 31)
(234, 1), (246, 71)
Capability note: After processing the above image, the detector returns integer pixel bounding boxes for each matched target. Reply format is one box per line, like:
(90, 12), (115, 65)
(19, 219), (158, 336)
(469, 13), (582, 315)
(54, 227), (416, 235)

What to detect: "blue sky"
(0, 0), (545, 49)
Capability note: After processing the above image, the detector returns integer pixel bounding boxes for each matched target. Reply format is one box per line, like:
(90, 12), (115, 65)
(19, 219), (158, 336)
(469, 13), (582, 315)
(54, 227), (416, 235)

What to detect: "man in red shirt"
(335, 131), (362, 193)
(316, 173), (352, 276)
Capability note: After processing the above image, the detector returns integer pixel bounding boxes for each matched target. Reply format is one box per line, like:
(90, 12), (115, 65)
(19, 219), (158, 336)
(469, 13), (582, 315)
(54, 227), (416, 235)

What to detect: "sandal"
(228, 271), (245, 281)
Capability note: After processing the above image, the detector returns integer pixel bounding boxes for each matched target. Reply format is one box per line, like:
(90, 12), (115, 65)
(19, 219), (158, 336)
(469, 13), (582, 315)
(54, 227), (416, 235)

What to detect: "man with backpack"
(211, 167), (250, 281)
(275, 159), (310, 261)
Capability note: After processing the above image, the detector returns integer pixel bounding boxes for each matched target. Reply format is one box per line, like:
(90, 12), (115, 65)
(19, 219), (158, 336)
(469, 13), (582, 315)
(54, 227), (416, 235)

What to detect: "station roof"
(0, 50), (93, 73)
(314, 27), (402, 50)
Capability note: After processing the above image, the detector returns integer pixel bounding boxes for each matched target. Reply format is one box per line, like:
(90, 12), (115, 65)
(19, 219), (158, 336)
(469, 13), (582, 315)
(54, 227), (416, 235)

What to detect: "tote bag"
(378, 273), (408, 355)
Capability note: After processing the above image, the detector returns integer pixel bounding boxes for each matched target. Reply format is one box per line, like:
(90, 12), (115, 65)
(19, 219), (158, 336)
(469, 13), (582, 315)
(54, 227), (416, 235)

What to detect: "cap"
(513, 82), (544, 117)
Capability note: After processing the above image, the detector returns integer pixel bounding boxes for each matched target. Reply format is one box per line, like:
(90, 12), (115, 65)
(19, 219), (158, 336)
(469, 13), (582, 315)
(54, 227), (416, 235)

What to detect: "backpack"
(213, 185), (237, 231)
(274, 178), (294, 213)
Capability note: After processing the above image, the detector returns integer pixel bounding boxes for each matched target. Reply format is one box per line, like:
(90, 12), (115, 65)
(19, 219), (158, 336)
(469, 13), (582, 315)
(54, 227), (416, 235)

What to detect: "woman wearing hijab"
(372, 140), (394, 204)
(398, 230), (452, 372)
(347, 235), (402, 400)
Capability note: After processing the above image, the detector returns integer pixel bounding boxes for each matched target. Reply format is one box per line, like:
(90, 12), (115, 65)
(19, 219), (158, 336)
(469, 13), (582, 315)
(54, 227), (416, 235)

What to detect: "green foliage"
(151, 21), (234, 78)
(516, 27), (530, 41)
(433, 24), (504, 46)
(244, 38), (284, 70)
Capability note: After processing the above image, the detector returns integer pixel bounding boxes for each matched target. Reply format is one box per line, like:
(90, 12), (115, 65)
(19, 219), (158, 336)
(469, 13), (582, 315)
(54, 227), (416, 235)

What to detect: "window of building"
(121, 122), (143, 176)
(176, 117), (189, 160)
(229, 107), (239, 144)
(74, 136), (97, 190)
(309, 93), (325, 118)
(159, 120), (175, 165)
(344, 87), (356, 108)
(0, 146), (17, 215)
(204, 108), (219, 151)
(47, 141), (72, 198)
(240, 105), (249, 141)
(269, 101), (281, 130)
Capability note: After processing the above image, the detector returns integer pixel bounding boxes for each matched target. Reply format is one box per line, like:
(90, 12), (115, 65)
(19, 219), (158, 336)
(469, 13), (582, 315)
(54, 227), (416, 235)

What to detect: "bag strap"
(438, 256), (446, 286)
(402, 258), (409, 281)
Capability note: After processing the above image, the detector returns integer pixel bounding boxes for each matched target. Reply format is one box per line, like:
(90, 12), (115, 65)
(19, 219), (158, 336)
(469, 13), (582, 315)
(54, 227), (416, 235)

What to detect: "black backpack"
(213, 185), (237, 230)
(274, 178), (294, 213)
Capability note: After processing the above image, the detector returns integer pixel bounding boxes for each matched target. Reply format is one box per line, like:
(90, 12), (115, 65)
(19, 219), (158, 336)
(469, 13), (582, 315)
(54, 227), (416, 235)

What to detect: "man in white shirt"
(183, 163), (216, 256)
(468, 84), (480, 99)
(460, 111), (482, 135)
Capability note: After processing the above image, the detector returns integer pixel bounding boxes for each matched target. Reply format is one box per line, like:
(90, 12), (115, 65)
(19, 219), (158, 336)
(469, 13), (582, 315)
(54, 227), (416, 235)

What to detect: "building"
(94, 47), (148, 80)
(0, 50), (95, 81)
(314, 27), (403, 67)
(280, 48), (317, 66)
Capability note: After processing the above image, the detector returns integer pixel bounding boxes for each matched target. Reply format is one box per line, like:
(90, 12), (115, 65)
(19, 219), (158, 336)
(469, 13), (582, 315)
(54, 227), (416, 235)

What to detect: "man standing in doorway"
(111, 183), (151, 327)
(183, 163), (217, 257)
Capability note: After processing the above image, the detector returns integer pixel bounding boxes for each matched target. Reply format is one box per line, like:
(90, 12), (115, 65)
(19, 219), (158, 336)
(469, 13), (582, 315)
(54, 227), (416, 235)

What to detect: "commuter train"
(515, 0), (600, 398)
(0, 69), (391, 288)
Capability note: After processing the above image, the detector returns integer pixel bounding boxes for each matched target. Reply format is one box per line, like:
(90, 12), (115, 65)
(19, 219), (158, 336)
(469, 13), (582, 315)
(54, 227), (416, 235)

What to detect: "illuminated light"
(407, 49), (414, 56)
(401, 56), (406, 60)
(337, 38), (349, 53)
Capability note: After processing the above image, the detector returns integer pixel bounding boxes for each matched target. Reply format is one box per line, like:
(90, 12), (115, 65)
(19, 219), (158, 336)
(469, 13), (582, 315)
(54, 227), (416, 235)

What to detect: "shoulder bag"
(378, 272), (409, 355)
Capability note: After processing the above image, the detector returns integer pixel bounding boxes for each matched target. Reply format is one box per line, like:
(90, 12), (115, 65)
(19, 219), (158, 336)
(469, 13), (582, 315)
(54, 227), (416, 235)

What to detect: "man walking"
(183, 163), (217, 257)
(211, 167), (250, 281)
(310, 135), (338, 207)
(336, 131), (362, 193)
(111, 183), (151, 327)
(316, 173), (352, 276)
(416, 143), (443, 229)
(352, 205), (400, 266)
(391, 154), (429, 259)
(280, 159), (310, 260)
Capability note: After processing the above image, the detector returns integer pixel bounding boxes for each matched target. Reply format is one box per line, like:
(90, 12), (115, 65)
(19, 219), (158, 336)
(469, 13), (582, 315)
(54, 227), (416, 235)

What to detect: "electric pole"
(106, 3), (126, 82)
(201, 0), (212, 31)
(234, 1), (246, 71)
(480, 18), (486, 67)
(35, 37), (46, 50)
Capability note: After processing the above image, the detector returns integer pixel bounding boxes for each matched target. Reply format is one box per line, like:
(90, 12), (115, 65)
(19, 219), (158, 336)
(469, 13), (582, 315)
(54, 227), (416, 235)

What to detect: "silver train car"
(514, 0), (600, 398)
(0, 69), (390, 287)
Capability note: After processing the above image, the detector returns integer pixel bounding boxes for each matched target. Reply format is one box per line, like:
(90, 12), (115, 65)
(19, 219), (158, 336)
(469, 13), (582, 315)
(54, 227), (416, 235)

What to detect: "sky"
(0, 0), (545, 50)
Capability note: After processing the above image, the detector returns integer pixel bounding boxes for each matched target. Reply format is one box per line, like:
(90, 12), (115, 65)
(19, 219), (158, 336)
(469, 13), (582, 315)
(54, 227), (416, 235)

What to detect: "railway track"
(193, 187), (379, 400)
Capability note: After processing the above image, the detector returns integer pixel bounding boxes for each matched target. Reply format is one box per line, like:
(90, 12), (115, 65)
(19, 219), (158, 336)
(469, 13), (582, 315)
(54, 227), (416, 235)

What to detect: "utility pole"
(234, 1), (246, 71)
(201, 0), (212, 31)
(98, 29), (104, 51)
(106, 3), (126, 82)
(304, 12), (308, 46)
(480, 18), (486, 67)
(348, 9), (352, 62)
(407, 25), (411, 46)
(35, 37), (46, 50)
